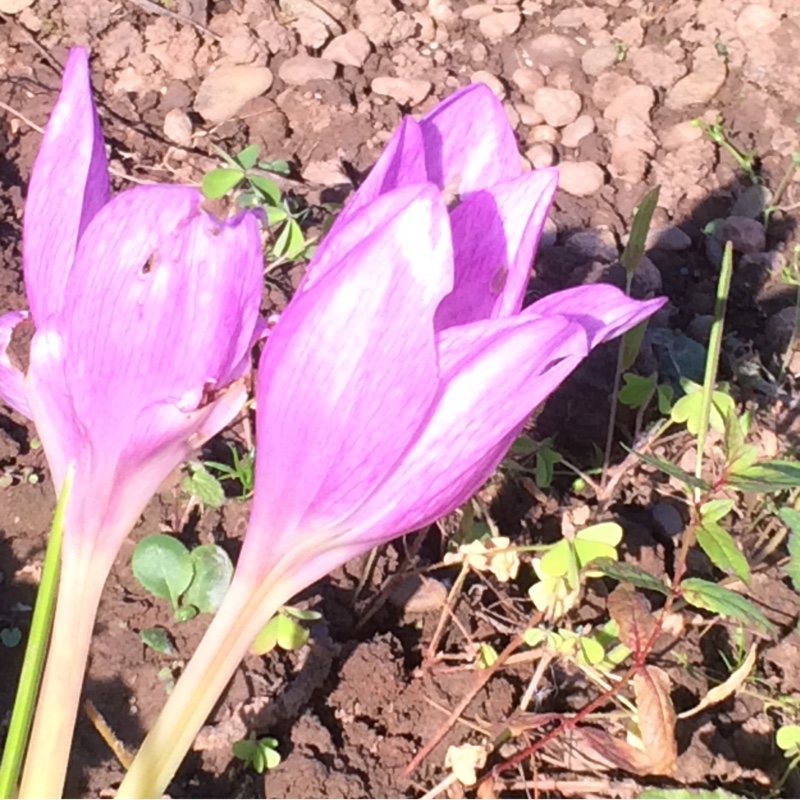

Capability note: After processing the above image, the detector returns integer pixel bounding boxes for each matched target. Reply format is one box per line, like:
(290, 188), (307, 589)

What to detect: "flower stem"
(0, 466), (73, 799)
(17, 532), (108, 798)
(116, 576), (289, 798)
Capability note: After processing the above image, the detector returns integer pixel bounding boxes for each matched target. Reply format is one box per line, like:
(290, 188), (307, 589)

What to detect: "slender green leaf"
(700, 498), (734, 523)
(201, 167), (244, 200)
(696, 520), (750, 583)
(621, 186), (660, 275)
(631, 449), (712, 491)
(587, 557), (670, 595)
(681, 578), (775, 635)
(728, 459), (800, 492)
(778, 508), (800, 591)
(621, 320), (649, 371)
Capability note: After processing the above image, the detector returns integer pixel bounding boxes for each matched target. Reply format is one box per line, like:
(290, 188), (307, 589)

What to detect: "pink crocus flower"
(118, 84), (666, 797)
(0, 48), (264, 795)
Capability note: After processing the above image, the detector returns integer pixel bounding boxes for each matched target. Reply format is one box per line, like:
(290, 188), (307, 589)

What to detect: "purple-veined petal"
(435, 169), (558, 330)
(419, 83), (521, 195)
(318, 313), (588, 550)
(0, 310), (31, 417)
(325, 117), (427, 237)
(59, 185), (262, 435)
(527, 284), (667, 348)
(248, 185), (453, 553)
(23, 47), (109, 326)
(25, 324), (79, 492)
(300, 172), (433, 294)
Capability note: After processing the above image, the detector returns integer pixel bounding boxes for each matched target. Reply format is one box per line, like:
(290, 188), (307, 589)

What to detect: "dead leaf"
(678, 643), (757, 719)
(607, 584), (654, 658)
(564, 726), (653, 775)
(633, 665), (678, 776)
(445, 744), (488, 787)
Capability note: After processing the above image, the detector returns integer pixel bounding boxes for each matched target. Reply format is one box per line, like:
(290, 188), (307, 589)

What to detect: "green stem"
(694, 241), (733, 501)
(18, 537), (108, 798)
(116, 576), (290, 798)
(0, 465), (73, 799)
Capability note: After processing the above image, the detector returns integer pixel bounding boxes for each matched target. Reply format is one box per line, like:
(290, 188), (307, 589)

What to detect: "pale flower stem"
(116, 577), (288, 798)
(18, 547), (106, 798)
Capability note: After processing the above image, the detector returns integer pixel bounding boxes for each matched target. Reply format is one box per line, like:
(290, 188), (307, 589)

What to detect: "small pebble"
(322, 30), (371, 67)
(558, 161), (605, 197)
(560, 115), (595, 148)
(527, 124), (560, 145)
(371, 76), (432, 106)
(526, 142), (556, 168)
(532, 87), (581, 128)
(471, 70), (505, 100)
(278, 55), (337, 85)
(479, 10), (522, 41)
(163, 108), (192, 147)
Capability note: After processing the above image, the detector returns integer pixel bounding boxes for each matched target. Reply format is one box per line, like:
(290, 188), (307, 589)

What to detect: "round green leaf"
(202, 168), (244, 200)
(577, 522), (623, 546)
(538, 540), (572, 577)
(131, 534), (193, 609)
(183, 544), (234, 614)
(776, 724), (800, 751)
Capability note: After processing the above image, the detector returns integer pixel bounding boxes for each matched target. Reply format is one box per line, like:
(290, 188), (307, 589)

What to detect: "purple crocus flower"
(0, 48), (263, 795)
(118, 84), (666, 797)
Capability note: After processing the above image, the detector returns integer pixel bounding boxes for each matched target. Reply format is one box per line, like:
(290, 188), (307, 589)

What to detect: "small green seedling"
(505, 435), (562, 489)
(205, 445), (256, 499)
(250, 605), (321, 655)
(693, 116), (759, 183)
(182, 461), (225, 508)
(619, 373), (673, 416)
(202, 144), (310, 263)
(131, 534), (234, 626)
(529, 522), (622, 621)
(232, 733), (281, 774)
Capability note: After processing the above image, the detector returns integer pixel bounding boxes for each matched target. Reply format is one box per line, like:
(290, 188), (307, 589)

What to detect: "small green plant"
(232, 732), (281, 774)
(131, 535), (234, 629)
(202, 144), (311, 264)
(205, 445), (256, 499)
(693, 116), (759, 183)
(250, 605), (321, 655)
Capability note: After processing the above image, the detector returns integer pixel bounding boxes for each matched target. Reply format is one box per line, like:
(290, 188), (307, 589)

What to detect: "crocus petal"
(248, 184), (453, 551)
(327, 117), (427, 237)
(23, 47), (109, 326)
(527, 284), (667, 348)
(0, 310), (31, 417)
(435, 169), (558, 330)
(419, 83), (522, 194)
(61, 185), (262, 428)
(335, 314), (588, 547)
(25, 324), (80, 491)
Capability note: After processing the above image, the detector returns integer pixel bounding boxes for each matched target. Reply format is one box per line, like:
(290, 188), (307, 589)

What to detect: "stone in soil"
(711, 216), (766, 254)
(371, 76), (432, 106)
(532, 87), (581, 128)
(557, 161), (605, 197)
(278, 55), (338, 85)
(194, 65), (274, 124)
(322, 30), (372, 67)
(479, 10), (522, 42)
(561, 115), (595, 149)
(665, 46), (727, 109)
(162, 108), (192, 147)
(521, 33), (582, 69)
